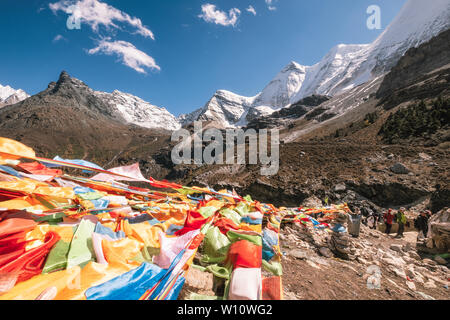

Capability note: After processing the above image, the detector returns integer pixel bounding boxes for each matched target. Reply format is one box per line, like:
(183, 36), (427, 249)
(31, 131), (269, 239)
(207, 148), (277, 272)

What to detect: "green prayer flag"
(227, 230), (262, 247)
(42, 240), (70, 274)
(66, 219), (96, 268)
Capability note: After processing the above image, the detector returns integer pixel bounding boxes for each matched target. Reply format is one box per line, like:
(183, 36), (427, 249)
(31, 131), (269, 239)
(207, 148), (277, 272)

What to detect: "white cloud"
(265, 0), (277, 11)
(246, 5), (256, 16)
(52, 34), (67, 42)
(49, 0), (154, 39)
(88, 39), (160, 74)
(198, 4), (241, 27)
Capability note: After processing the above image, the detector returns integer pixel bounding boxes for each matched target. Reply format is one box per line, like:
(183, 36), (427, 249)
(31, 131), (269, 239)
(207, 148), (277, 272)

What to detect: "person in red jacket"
(383, 209), (394, 235)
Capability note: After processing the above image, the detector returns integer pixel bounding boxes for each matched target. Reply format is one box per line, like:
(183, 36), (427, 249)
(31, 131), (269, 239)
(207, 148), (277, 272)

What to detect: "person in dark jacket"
(415, 211), (429, 239)
(374, 211), (381, 229)
(368, 211), (381, 230)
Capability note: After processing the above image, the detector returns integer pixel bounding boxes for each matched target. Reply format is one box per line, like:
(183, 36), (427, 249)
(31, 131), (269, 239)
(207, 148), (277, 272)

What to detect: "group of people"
(382, 208), (407, 238)
(355, 206), (432, 240)
(362, 207), (411, 238)
(382, 208), (432, 239)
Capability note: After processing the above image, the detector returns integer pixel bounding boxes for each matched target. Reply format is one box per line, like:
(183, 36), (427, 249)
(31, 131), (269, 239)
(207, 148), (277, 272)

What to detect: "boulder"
(390, 244), (403, 253)
(415, 273), (425, 285)
(406, 281), (416, 291)
(301, 196), (323, 208)
(402, 242), (414, 252)
(382, 256), (406, 268)
(390, 266), (406, 279)
(427, 208), (450, 252)
(319, 247), (333, 258)
(425, 265), (438, 272)
(183, 268), (215, 294)
(426, 274), (448, 286)
(333, 183), (347, 193)
(423, 258), (437, 266)
(289, 249), (308, 260)
(403, 255), (415, 264)
(408, 251), (421, 261)
(439, 265), (449, 273)
(434, 235), (450, 252)
(390, 163), (411, 174)
(405, 266), (416, 279)
(371, 232), (380, 239)
(386, 279), (407, 293)
(419, 153), (432, 161)
(308, 256), (330, 266)
(416, 292), (435, 300)
(424, 280), (437, 289)
(434, 256), (447, 265)
(357, 257), (369, 265)
(425, 238), (434, 249)
(414, 266), (429, 275)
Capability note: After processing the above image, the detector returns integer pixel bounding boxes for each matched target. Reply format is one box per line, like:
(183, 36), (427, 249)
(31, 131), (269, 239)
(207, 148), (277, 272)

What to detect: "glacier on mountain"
(181, 0), (450, 128)
(0, 84), (29, 106)
(96, 90), (181, 131)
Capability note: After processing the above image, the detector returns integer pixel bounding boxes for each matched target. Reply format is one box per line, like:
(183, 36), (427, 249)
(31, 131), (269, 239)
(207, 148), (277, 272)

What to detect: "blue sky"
(0, 0), (406, 116)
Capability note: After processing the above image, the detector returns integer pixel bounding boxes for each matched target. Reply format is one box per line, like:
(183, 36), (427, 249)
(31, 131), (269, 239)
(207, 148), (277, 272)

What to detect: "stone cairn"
(327, 211), (355, 260)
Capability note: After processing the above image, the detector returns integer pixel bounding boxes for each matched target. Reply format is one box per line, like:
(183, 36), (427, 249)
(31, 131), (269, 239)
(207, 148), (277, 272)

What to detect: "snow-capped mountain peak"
(292, 43), (371, 102)
(56, 71), (182, 130)
(0, 84), (29, 106)
(180, 89), (258, 128)
(181, 0), (450, 129)
(301, 0), (450, 97)
(1, 72), (181, 130)
(369, 0), (450, 73)
(254, 61), (307, 109)
(0, 84), (16, 100)
(98, 89), (181, 131)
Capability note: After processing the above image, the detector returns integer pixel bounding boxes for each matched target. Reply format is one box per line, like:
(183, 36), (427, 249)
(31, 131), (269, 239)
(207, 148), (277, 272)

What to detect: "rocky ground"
(178, 210), (449, 301)
(174, 140), (448, 212)
(280, 222), (449, 300)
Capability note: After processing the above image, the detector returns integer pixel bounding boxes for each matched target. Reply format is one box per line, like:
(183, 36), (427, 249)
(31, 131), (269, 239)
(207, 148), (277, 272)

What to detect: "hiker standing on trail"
(373, 211), (381, 230)
(425, 210), (433, 238)
(396, 208), (407, 238)
(415, 211), (430, 240)
(367, 210), (379, 230)
(366, 214), (374, 228)
(383, 209), (394, 234)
